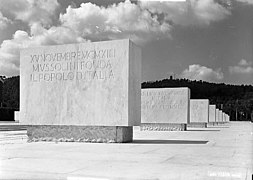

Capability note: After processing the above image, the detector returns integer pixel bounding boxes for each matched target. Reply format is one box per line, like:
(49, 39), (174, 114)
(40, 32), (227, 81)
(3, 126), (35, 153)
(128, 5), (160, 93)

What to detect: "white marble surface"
(209, 105), (216, 123)
(227, 114), (229, 122)
(1, 122), (252, 180)
(190, 99), (209, 123)
(20, 39), (141, 126)
(219, 110), (223, 122)
(224, 114), (229, 122)
(223, 113), (226, 122)
(215, 109), (219, 122)
(141, 88), (190, 124)
(14, 111), (20, 121)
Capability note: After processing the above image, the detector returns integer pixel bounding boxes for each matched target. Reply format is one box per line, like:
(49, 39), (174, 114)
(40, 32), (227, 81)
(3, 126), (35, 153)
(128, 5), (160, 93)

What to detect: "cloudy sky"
(0, 0), (252, 85)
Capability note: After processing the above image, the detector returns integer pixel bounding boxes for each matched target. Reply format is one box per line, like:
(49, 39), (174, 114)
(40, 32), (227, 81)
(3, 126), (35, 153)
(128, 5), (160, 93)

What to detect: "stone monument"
(224, 114), (229, 123)
(215, 109), (219, 125)
(208, 105), (216, 126)
(141, 87), (190, 131)
(188, 99), (209, 128)
(20, 39), (141, 143)
(218, 110), (223, 124)
(14, 111), (20, 122)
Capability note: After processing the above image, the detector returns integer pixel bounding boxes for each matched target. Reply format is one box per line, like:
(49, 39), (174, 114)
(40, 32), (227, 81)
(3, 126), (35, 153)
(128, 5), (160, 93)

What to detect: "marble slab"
(219, 110), (223, 122)
(209, 105), (216, 123)
(190, 99), (209, 123)
(141, 87), (190, 124)
(20, 39), (141, 127)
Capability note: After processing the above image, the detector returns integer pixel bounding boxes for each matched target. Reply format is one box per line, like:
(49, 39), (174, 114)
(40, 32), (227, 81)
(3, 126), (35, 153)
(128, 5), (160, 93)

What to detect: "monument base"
(208, 122), (216, 126)
(27, 125), (133, 143)
(140, 123), (186, 131)
(187, 122), (207, 128)
(217, 122), (225, 125)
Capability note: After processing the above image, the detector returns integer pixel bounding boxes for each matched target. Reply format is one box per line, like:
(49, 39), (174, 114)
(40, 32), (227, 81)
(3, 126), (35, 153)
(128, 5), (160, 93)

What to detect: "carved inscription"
(29, 48), (116, 82)
(191, 101), (207, 119)
(141, 90), (185, 110)
(191, 103), (200, 118)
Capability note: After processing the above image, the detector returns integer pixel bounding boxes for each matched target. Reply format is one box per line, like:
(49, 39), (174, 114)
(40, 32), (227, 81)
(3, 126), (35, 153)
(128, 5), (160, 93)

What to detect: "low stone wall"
(27, 125), (133, 143)
(187, 122), (207, 128)
(207, 122), (217, 126)
(140, 123), (186, 131)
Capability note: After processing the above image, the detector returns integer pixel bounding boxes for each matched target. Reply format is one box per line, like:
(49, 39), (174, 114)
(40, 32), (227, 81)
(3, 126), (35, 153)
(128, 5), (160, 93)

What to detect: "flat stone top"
(209, 105), (216, 112)
(190, 99), (209, 102)
(21, 39), (136, 52)
(0, 122), (252, 179)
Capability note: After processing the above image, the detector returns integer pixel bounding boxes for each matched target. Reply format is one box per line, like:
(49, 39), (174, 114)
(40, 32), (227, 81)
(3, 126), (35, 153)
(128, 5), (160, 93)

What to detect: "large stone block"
(14, 111), (20, 122)
(223, 113), (226, 122)
(209, 105), (216, 123)
(20, 39), (141, 142)
(219, 110), (223, 122)
(20, 39), (141, 127)
(189, 99), (209, 124)
(215, 109), (219, 122)
(141, 87), (190, 130)
(224, 114), (229, 122)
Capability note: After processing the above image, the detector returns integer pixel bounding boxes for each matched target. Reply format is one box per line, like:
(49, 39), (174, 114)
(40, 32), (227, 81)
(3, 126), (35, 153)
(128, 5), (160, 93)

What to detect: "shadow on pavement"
(187, 129), (220, 131)
(0, 125), (28, 131)
(132, 139), (208, 144)
(208, 126), (229, 128)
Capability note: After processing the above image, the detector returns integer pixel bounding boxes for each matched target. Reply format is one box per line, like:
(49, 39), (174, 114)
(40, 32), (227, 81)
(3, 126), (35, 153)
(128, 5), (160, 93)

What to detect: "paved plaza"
(0, 122), (252, 180)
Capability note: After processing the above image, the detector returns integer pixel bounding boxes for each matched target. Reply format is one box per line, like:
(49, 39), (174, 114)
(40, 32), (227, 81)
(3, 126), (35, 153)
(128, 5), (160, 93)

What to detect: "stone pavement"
(0, 122), (252, 180)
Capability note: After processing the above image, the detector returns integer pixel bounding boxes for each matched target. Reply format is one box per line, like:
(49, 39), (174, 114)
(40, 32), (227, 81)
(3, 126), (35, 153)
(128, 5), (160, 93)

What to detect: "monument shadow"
(186, 129), (220, 132)
(132, 139), (208, 144)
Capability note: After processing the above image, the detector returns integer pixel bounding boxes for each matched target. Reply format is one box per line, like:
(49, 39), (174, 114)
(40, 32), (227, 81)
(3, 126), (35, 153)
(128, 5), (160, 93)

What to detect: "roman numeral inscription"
(29, 49), (116, 82)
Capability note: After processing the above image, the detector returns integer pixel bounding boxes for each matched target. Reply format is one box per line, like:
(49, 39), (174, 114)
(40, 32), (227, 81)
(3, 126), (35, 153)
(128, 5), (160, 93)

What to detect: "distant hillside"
(1, 76), (252, 121)
(1, 76), (19, 109)
(142, 78), (253, 121)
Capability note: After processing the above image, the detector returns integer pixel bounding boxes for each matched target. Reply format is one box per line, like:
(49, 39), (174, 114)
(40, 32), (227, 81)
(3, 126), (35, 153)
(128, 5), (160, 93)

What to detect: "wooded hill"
(1, 76), (252, 121)
(143, 78), (253, 121)
(0, 76), (19, 109)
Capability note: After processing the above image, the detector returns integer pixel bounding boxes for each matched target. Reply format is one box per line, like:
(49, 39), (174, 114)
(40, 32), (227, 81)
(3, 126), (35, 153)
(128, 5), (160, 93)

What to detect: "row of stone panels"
(141, 88), (230, 131)
(18, 39), (230, 143)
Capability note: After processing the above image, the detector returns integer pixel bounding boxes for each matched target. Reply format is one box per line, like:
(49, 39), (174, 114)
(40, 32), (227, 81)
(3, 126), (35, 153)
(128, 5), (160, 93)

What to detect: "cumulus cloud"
(180, 64), (224, 82)
(229, 59), (253, 74)
(0, 0), (236, 77)
(58, 0), (231, 43)
(60, 0), (172, 43)
(0, 0), (59, 26)
(238, 59), (252, 66)
(236, 0), (253, 5)
(140, 0), (231, 26)
(0, 11), (11, 29)
(0, 24), (87, 76)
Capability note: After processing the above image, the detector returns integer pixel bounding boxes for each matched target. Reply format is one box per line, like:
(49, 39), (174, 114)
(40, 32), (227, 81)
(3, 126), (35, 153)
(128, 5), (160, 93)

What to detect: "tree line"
(143, 78), (253, 121)
(1, 76), (252, 121)
(0, 76), (19, 109)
